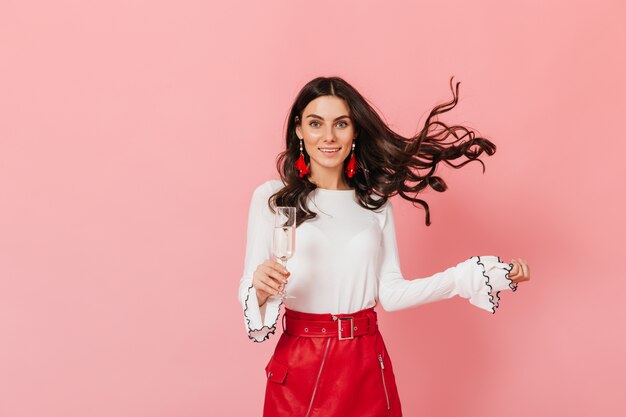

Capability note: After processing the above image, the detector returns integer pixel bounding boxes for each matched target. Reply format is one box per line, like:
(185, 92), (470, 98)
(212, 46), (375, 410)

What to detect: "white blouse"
(238, 179), (517, 342)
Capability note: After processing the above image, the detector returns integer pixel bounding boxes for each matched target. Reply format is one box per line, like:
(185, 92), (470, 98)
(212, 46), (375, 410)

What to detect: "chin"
(311, 163), (341, 172)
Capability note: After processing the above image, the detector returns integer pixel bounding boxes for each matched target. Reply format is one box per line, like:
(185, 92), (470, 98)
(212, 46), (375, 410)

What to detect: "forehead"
(302, 95), (350, 117)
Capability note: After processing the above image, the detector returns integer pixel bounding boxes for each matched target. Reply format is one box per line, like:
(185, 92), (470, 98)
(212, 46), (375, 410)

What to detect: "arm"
(377, 201), (517, 313)
(237, 182), (283, 342)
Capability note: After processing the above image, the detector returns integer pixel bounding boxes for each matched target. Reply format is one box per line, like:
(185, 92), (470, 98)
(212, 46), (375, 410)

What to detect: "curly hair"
(269, 75), (497, 227)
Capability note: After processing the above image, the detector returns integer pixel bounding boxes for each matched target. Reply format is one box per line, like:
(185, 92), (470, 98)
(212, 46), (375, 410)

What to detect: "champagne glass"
(272, 206), (296, 299)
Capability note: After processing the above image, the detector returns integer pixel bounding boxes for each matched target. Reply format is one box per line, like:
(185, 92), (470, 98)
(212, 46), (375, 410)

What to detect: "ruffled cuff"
(467, 255), (517, 314)
(242, 284), (283, 342)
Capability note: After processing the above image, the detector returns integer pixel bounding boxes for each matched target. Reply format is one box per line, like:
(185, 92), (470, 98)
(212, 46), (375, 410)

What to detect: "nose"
(322, 126), (336, 142)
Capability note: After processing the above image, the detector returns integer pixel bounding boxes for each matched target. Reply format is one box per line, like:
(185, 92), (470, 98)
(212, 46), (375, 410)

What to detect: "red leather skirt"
(263, 306), (403, 417)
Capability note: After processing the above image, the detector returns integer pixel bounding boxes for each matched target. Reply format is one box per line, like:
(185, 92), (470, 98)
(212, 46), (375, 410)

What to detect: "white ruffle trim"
(242, 284), (283, 342)
(468, 255), (518, 313)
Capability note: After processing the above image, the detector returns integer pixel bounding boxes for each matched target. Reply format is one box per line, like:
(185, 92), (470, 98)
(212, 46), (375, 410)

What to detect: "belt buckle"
(338, 317), (354, 340)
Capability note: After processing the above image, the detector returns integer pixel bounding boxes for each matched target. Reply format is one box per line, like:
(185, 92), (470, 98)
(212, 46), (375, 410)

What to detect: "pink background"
(1, 0), (624, 416)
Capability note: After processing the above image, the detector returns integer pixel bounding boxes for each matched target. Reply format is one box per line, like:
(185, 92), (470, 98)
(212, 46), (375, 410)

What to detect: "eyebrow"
(305, 114), (351, 121)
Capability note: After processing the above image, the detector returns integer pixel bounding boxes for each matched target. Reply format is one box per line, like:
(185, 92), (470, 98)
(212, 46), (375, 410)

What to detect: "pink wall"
(1, 0), (624, 416)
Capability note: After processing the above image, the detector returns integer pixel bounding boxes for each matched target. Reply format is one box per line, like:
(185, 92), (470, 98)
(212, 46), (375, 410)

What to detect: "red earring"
(345, 140), (358, 178)
(294, 138), (310, 178)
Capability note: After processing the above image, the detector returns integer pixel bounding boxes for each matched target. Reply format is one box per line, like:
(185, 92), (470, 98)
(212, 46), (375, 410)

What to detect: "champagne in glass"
(272, 206), (296, 299)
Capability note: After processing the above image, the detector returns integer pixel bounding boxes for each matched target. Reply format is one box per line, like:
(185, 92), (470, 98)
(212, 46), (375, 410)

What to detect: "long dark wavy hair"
(269, 76), (497, 227)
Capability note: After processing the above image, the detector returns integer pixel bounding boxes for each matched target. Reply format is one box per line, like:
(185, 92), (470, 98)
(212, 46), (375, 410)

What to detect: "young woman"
(238, 76), (531, 417)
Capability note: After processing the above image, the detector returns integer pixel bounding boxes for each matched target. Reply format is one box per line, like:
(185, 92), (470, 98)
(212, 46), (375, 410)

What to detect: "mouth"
(318, 147), (341, 154)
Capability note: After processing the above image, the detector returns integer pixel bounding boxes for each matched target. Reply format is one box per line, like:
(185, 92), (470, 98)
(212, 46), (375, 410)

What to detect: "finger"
(258, 268), (284, 290)
(253, 269), (284, 292)
(266, 262), (291, 280)
(520, 259), (529, 279)
(506, 260), (518, 277)
(261, 274), (283, 292)
(512, 258), (528, 282)
(252, 274), (276, 293)
(270, 261), (290, 276)
(260, 265), (289, 284)
(258, 280), (279, 296)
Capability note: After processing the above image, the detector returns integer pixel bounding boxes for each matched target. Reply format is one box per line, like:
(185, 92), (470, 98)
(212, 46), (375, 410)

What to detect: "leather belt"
(284, 313), (378, 340)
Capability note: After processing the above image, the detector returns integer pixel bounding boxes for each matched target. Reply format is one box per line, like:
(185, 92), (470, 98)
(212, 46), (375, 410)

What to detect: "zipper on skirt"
(378, 353), (391, 410)
(305, 338), (331, 417)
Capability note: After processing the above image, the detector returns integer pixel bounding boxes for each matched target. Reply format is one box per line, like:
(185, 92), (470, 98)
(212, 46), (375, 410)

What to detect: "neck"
(309, 168), (350, 190)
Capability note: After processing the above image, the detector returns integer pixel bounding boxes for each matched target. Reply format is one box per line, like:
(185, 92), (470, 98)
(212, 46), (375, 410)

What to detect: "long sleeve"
(237, 181), (283, 342)
(377, 201), (518, 313)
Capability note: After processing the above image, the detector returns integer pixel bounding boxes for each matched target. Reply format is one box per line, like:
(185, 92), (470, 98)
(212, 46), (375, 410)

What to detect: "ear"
(295, 124), (303, 140)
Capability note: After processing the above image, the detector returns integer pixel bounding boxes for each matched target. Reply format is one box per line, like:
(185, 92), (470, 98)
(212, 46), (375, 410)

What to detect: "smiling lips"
(319, 147), (341, 155)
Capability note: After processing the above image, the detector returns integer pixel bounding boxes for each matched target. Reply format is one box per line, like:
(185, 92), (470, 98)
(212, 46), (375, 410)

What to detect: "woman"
(238, 76), (530, 417)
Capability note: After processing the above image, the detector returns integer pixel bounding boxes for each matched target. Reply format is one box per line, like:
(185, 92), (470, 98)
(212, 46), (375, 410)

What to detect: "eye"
(337, 121), (349, 128)
(309, 121), (320, 127)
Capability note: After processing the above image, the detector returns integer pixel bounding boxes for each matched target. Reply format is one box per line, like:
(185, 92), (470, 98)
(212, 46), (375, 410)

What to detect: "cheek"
(341, 132), (354, 147)
(338, 128), (354, 142)
(302, 139), (317, 154)
(306, 129), (324, 140)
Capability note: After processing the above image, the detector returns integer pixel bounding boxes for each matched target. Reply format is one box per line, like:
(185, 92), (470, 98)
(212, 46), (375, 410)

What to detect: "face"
(295, 95), (356, 179)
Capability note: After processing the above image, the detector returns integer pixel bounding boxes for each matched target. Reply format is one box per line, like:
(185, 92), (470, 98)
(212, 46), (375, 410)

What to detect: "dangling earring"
(294, 137), (310, 178)
(345, 139), (358, 178)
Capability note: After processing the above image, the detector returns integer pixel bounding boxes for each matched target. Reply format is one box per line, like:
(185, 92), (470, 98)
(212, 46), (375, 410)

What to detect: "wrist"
(258, 294), (269, 307)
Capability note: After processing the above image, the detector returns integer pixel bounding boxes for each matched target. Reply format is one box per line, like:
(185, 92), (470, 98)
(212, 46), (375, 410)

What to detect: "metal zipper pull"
(377, 353), (390, 410)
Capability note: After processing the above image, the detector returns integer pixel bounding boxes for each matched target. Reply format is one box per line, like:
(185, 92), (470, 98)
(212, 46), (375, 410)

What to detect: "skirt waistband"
(283, 306), (378, 339)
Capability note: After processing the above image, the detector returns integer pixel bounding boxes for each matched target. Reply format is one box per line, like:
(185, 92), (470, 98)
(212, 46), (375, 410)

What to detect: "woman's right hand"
(253, 258), (291, 306)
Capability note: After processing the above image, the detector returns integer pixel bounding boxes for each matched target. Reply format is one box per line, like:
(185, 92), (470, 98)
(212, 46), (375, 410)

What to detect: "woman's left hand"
(508, 258), (530, 284)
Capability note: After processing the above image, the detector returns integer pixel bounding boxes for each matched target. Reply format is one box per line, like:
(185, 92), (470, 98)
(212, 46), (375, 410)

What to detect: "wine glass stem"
(278, 258), (287, 296)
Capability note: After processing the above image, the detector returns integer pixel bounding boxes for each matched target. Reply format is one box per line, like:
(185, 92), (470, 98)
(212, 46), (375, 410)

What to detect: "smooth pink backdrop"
(1, 1), (624, 416)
